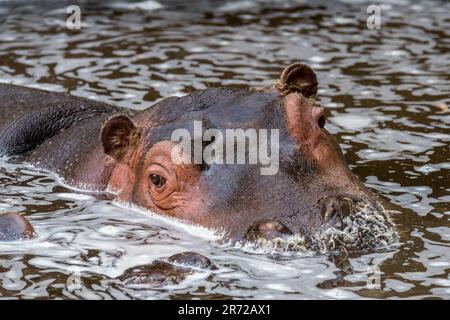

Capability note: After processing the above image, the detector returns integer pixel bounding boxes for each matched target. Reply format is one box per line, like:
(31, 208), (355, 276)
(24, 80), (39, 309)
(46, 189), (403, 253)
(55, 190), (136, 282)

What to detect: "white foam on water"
(236, 235), (311, 256)
(54, 193), (96, 201)
(97, 225), (123, 236)
(122, 202), (224, 242)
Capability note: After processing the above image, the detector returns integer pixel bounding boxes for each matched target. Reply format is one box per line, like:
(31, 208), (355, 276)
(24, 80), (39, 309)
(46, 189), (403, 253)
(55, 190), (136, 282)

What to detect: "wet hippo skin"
(0, 212), (34, 241)
(0, 62), (397, 254)
(120, 252), (215, 286)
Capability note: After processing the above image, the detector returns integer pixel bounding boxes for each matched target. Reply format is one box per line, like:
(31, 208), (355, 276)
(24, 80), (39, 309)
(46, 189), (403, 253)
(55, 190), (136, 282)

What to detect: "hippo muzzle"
(317, 198), (397, 253)
(244, 195), (397, 253)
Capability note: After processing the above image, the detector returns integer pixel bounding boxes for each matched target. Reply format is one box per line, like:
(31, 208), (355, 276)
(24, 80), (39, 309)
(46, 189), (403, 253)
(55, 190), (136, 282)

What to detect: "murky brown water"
(0, 0), (449, 299)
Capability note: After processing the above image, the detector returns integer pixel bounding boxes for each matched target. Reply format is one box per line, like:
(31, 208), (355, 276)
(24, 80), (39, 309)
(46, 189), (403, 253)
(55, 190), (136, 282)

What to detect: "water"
(0, 0), (449, 299)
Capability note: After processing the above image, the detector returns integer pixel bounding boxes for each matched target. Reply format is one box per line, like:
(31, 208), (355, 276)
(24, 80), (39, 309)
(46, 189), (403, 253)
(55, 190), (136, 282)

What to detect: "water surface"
(0, 0), (449, 299)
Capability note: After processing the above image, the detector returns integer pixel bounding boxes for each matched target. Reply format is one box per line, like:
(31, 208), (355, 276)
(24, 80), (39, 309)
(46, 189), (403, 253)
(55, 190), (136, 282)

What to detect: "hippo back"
(0, 84), (125, 157)
(0, 84), (130, 189)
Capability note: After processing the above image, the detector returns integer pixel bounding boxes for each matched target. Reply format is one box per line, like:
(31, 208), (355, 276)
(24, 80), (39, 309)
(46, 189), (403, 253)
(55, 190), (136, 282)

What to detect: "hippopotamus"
(0, 63), (397, 258)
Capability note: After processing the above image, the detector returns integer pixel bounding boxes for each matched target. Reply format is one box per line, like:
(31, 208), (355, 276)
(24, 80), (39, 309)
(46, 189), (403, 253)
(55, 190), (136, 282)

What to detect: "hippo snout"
(242, 196), (398, 254)
(316, 198), (398, 253)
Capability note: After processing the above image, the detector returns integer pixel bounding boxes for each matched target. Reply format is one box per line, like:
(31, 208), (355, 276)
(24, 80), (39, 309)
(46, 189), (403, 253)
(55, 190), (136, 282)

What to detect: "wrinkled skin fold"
(0, 62), (398, 254)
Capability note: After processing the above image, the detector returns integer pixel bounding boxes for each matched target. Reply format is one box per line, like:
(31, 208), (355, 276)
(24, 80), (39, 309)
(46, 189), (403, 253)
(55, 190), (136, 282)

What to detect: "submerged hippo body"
(0, 63), (397, 252)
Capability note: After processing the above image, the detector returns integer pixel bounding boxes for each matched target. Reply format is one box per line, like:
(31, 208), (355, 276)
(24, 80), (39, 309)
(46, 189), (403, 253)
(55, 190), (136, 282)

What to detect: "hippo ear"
(276, 62), (318, 98)
(100, 114), (142, 163)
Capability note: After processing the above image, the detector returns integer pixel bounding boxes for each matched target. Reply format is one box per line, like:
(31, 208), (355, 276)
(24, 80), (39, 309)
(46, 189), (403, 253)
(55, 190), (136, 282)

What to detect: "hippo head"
(100, 63), (398, 253)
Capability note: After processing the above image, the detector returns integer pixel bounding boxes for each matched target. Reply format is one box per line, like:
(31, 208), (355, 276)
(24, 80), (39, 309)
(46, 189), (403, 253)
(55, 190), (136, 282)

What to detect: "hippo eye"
(146, 162), (179, 206)
(149, 174), (166, 188)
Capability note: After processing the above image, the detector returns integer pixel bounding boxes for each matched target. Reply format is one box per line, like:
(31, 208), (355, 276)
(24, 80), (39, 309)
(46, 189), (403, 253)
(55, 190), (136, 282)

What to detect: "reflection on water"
(0, 0), (449, 299)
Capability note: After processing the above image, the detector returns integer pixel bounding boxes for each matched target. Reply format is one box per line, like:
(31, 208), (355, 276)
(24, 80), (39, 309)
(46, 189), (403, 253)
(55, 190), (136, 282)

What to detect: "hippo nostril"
(318, 115), (326, 128)
(312, 106), (325, 129)
(322, 205), (334, 222)
(321, 196), (353, 223)
(321, 199), (338, 223)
